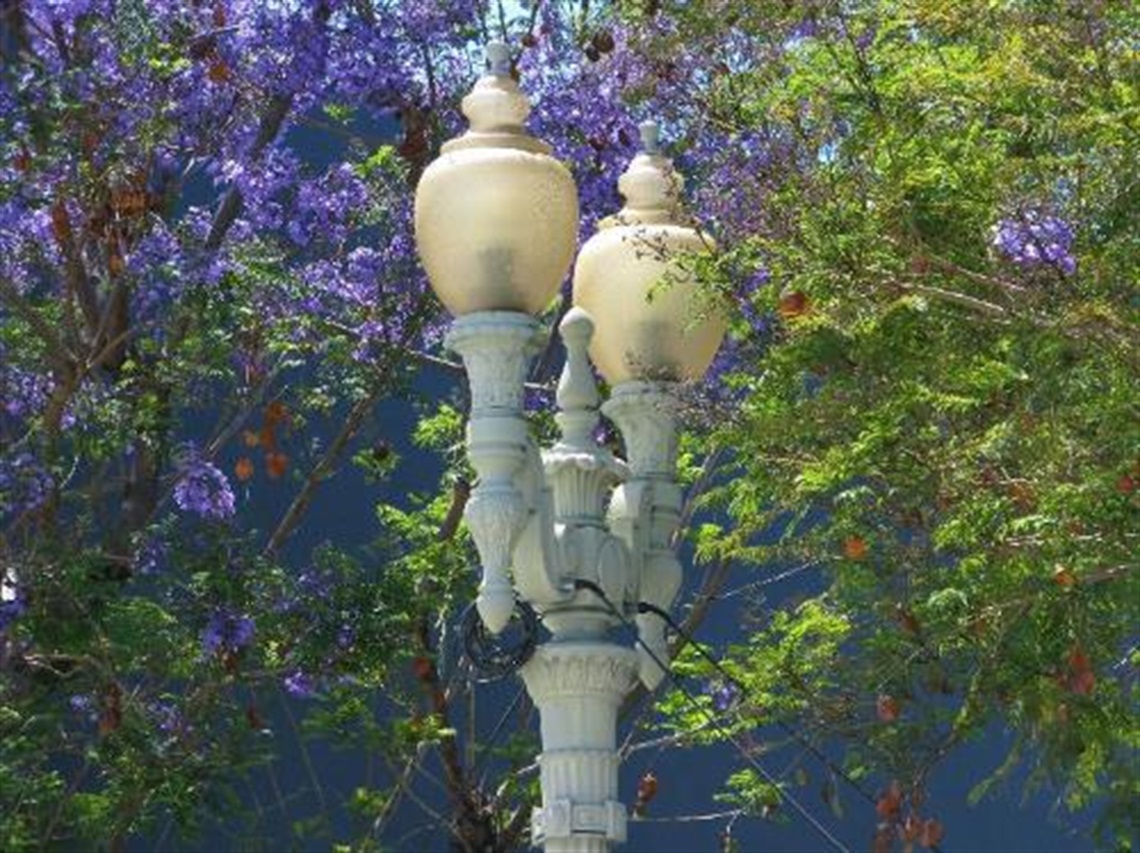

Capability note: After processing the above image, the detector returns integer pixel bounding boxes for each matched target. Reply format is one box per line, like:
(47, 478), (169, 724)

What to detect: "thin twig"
(635, 808), (743, 823)
(898, 282), (1009, 317)
(261, 378), (387, 555)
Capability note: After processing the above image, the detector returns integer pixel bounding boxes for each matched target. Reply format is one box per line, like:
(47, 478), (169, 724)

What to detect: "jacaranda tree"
(1, 1), (1136, 851)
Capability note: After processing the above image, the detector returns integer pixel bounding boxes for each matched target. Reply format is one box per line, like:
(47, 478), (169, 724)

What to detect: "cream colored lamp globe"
(572, 121), (726, 384)
(414, 42), (579, 317)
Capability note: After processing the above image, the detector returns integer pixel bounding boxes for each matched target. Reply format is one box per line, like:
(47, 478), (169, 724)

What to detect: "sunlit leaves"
(640, 0), (1139, 846)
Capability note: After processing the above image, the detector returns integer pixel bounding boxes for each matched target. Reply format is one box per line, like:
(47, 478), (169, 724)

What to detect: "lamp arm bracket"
(605, 479), (653, 605)
(511, 437), (572, 605)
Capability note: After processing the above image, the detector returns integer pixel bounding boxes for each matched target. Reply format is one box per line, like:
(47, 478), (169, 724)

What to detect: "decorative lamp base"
(522, 642), (639, 851)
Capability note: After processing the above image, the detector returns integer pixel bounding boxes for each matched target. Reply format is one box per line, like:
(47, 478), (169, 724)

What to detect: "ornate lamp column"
(574, 119), (724, 690)
(414, 40), (579, 633)
(413, 44), (725, 852)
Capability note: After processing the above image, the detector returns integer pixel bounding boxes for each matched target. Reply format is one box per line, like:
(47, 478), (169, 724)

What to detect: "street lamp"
(414, 42), (726, 852)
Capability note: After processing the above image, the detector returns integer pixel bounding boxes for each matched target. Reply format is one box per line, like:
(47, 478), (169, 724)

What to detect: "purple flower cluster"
(133, 535), (170, 575)
(266, 559), (365, 697)
(68, 693), (98, 723)
(0, 352), (54, 422)
(173, 448), (236, 520)
(302, 246), (380, 310)
(0, 452), (53, 523)
(126, 223), (185, 323)
(233, 1), (331, 101)
(149, 700), (187, 736)
(0, 199), (60, 287)
(283, 669), (317, 698)
(706, 679), (741, 713)
(524, 385), (556, 413)
(291, 211), (428, 358)
(696, 270), (774, 411)
(213, 148), (303, 237)
(201, 608), (256, 657)
(288, 163), (370, 248)
(685, 129), (795, 243)
(992, 211), (1077, 275)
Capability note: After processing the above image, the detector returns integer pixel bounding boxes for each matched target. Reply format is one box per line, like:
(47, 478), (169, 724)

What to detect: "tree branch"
(204, 94), (293, 251)
(261, 379), (387, 556)
(898, 281), (1010, 318)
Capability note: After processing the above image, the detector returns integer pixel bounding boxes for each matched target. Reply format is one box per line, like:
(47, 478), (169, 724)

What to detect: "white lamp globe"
(572, 121), (725, 384)
(414, 42), (579, 317)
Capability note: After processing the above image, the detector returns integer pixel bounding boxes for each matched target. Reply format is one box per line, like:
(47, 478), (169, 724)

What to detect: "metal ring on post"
(462, 598), (539, 681)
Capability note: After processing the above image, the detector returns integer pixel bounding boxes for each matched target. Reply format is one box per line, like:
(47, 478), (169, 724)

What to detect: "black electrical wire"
(572, 579), (852, 853)
(461, 599), (539, 681)
(474, 685), (528, 787)
(636, 600), (877, 807)
(635, 598), (952, 853)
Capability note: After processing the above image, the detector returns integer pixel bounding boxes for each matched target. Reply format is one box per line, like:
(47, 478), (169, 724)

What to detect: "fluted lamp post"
(413, 43), (726, 852)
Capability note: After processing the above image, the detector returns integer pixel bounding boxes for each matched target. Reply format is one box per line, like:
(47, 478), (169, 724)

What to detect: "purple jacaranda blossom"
(36, 1), (102, 30)
(201, 608), (255, 657)
(739, 301), (775, 344)
(0, 353), (54, 422)
(173, 447), (236, 520)
(698, 337), (751, 413)
(148, 700), (185, 735)
(273, 566), (334, 615)
(292, 239), (431, 358)
(126, 223), (185, 322)
(335, 624), (355, 650)
(68, 694), (98, 725)
(693, 292), (774, 415)
(325, 26), (410, 111)
(233, 1), (332, 102)
(524, 385), (556, 413)
(298, 568), (332, 599)
(301, 246), (382, 312)
(288, 163), (370, 248)
(992, 210), (1077, 275)
(212, 147), (302, 235)
(0, 451), (53, 523)
(0, 197), (62, 289)
(593, 416), (621, 451)
(790, 16), (820, 41)
(133, 535), (170, 575)
(283, 669), (317, 698)
(685, 129), (794, 243)
(743, 267), (772, 293)
(706, 680), (741, 713)
(854, 21), (878, 52)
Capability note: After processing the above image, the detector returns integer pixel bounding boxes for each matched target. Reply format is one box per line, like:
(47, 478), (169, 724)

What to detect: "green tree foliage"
(622, 1), (1138, 845)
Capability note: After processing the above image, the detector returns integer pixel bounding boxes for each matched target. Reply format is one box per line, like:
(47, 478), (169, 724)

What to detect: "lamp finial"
(639, 120), (660, 155)
(486, 41), (512, 76)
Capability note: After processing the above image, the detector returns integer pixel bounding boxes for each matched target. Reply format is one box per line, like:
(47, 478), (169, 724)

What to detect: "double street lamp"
(413, 43), (725, 851)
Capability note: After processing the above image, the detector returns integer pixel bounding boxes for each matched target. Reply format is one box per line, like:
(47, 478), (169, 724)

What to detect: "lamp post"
(414, 43), (725, 851)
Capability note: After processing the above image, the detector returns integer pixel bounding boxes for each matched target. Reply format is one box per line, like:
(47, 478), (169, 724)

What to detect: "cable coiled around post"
(461, 598), (539, 681)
